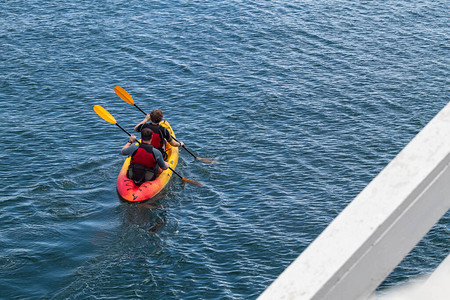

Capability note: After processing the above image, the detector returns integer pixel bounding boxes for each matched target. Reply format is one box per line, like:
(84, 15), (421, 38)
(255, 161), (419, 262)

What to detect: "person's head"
(150, 109), (163, 123)
(141, 128), (153, 141)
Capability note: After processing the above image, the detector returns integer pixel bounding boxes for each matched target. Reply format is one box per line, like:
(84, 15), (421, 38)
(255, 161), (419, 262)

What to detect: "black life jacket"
(128, 143), (157, 185)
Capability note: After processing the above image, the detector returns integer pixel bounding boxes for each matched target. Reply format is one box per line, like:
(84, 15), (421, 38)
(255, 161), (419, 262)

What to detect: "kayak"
(116, 120), (179, 202)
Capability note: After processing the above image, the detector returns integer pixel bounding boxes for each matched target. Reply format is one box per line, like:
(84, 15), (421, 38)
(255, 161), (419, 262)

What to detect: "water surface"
(0, 1), (448, 299)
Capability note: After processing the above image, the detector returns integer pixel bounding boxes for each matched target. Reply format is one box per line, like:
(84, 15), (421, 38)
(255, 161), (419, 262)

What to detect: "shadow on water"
(118, 193), (168, 233)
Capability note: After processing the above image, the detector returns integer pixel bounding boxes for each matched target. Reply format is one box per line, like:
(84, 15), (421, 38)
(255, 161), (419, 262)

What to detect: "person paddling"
(134, 109), (184, 159)
(121, 128), (170, 185)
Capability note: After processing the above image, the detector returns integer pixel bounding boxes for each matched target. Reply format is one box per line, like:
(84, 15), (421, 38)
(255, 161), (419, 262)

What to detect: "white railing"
(258, 102), (450, 300)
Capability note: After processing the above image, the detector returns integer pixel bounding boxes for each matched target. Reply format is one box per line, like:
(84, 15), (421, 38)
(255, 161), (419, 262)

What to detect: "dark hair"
(141, 128), (153, 141)
(150, 109), (163, 123)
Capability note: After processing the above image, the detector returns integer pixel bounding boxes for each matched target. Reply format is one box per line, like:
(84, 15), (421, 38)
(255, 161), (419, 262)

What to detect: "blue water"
(1, 1), (449, 299)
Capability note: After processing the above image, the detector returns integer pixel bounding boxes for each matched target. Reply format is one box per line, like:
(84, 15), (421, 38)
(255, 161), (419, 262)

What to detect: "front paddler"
(134, 109), (184, 159)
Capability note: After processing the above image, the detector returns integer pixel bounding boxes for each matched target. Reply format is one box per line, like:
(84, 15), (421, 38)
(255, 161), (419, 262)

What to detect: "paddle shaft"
(116, 123), (132, 137)
(171, 136), (197, 159)
(134, 103), (146, 115)
(168, 167), (185, 181)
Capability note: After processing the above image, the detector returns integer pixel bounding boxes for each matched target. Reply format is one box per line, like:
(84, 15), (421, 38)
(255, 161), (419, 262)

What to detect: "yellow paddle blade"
(114, 85), (134, 105)
(93, 105), (117, 124)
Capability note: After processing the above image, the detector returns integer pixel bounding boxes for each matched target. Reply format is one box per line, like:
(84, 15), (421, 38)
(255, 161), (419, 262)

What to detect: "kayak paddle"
(93, 105), (204, 187)
(114, 85), (218, 164)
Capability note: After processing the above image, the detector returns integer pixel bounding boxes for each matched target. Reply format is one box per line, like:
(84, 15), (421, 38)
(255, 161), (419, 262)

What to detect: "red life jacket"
(129, 143), (157, 185)
(131, 144), (156, 168)
(150, 126), (164, 151)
